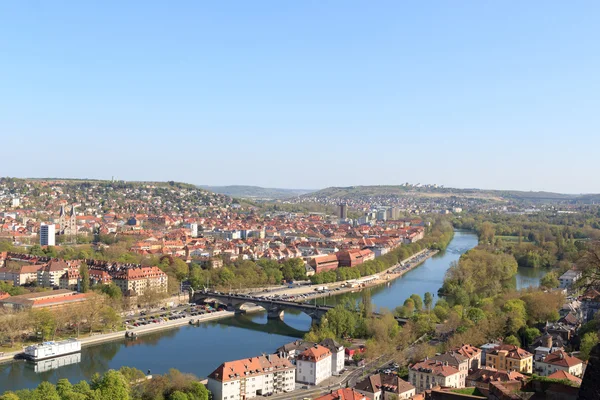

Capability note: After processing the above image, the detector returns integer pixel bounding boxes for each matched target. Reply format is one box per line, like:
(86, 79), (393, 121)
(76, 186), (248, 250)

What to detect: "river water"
(0, 230), (541, 391)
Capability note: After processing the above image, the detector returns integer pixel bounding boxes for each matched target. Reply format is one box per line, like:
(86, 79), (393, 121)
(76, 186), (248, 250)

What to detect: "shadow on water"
(214, 312), (308, 338)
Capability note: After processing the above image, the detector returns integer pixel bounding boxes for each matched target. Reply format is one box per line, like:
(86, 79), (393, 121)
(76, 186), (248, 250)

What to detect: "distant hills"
(299, 185), (600, 204)
(198, 185), (315, 200)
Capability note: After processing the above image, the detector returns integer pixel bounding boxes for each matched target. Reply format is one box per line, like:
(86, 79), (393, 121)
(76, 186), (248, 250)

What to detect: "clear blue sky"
(1, 2), (598, 193)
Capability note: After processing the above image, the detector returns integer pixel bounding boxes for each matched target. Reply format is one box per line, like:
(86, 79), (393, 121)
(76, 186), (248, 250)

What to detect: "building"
(338, 204), (348, 220)
(40, 224), (55, 246)
(59, 267), (81, 291)
(535, 350), (584, 378)
(465, 367), (525, 393)
(450, 344), (482, 370)
(409, 359), (462, 392)
(320, 338), (345, 375)
(57, 205), (77, 236)
(207, 354), (295, 400)
(296, 344), (332, 385)
(0, 289), (90, 310)
(336, 249), (375, 268)
(559, 269), (582, 289)
(189, 223), (199, 238)
(309, 254), (339, 274)
(355, 373), (416, 399)
(0, 263), (42, 286)
(315, 388), (367, 400)
(485, 344), (533, 374)
(547, 370), (582, 386)
(112, 266), (168, 296)
(37, 260), (70, 287)
(430, 352), (469, 387)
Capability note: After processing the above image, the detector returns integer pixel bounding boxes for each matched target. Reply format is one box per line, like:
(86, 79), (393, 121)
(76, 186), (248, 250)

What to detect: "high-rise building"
(338, 204), (348, 219)
(40, 224), (56, 246)
(189, 223), (198, 238)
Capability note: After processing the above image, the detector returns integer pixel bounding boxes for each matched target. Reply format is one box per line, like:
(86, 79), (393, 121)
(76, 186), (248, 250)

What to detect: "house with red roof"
(297, 344), (332, 385)
(535, 350), (584, 378)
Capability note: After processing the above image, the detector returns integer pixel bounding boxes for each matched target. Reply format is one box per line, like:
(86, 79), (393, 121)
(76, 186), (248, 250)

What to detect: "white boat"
(23, 338), (81, 361)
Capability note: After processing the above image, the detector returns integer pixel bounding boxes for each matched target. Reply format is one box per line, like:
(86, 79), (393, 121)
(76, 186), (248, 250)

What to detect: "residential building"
(0, 263), (41, 286)
(547, 370), (582, 386)
(320, 338), (345, 375)
(355, 373), (416, 399)
(40, 224), (55, 246)
(37, 260), (70, 287)
(409, 359), (462, 392)
(479, 343), (500, 366)
(535, 350), (584, 378)
(59, 267), (81, 291)
(430, 352), (469, 387)
(485, 344), (533, 374)
(296, 344), (332, 385)
(337, 249), (374, 267)
(450, 344), (482, 370)
(207, 354), (295, 400)
(465, 367), (525, 393)
(112, 266), (168, 296)
(559, 269), (582, 289)
(315, 388), (366, 400)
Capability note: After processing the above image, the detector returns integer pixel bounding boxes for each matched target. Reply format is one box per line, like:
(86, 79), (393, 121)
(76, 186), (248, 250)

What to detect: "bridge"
(193, 291), (333, 325)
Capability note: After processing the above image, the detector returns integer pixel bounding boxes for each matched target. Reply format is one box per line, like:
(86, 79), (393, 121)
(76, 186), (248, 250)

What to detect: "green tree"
(170, 392), (189, 400)
(466, 308), (486, 324)
(502, 299), (527, 334)
(188, 382), (210, 400)
(580, 332), (599, 361)
(410, 294), (423, 311)
(504, 335), (521, 346)
(79, 265), (90, 293)
(32, 381), (60, 400)
(523, 327), (541, 347)
(540, 272), (559, 289)
(0, 393), (20, 400)
(361, 291), (372, 318)
(424, 292), (433, 312)
(100, 283), (123, 301)
(94, 370), (129, 400)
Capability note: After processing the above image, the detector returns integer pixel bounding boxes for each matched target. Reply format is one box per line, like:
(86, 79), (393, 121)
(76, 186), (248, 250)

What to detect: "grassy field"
(496, 235), (531, 242)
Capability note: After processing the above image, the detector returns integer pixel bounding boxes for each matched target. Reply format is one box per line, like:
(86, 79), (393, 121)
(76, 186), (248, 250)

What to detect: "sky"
(1, 2), (599, 193)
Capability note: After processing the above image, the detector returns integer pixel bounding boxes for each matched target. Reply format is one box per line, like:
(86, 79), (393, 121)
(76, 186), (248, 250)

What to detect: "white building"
(534, 350), (584, 378)
(559, 269), (582, 289)
(320, 338), (345, 375)
(40, 224), (55, 246)
(296, 344), (332, 386)
(189, 223), (198, 238)
(409, 359), (462, 393)
(207, 354), (296, 400)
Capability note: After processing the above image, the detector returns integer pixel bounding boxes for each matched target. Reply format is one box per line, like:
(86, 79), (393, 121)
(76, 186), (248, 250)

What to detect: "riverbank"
(0, 305), (265, 365)
(0, 248), (437, 366)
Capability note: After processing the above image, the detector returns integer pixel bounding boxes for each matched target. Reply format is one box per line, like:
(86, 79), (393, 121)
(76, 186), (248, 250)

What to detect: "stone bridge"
(193, 291), (332, 325)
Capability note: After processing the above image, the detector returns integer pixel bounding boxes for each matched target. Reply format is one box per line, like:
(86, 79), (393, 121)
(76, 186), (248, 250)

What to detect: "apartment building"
(112, 266), (168, 296)
(296, 344), (332, 385)
(559, 269), (582, 289)
(37, 260), (70, 287)
(535, 350), (584, 377)
(207, 354), (295, 400)
(409, 359), (462, 392)
(485, 345), (533, 374)
(355, 373), (416, 399)
(450, 344), (482, 370)
(430, 352), (469, 387)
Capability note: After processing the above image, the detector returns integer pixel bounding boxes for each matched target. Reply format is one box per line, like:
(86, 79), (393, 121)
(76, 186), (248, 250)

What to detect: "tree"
(466, 308), (486, 324)
(188, 382), (210, 400)
(502, 299), (527, 334)
(504, 335), (521, 346)
(361, 291), (372, 318)
(170, 391), (189, 400)
(540, 272), (559, 289)
(580, 332), (599, 361)
(403, 298), (415, 315)
(521, 327), (541, 348)
(30, 309), (57, 341)
(410, 294), (423, 311)
(100, 283), (123, 301)
(31, 381), (61, 400)
(94, 370), (129, 400)
(0, 393), (20, 400)
(79, 265), (90, 293)
(424, 292), (433, 312)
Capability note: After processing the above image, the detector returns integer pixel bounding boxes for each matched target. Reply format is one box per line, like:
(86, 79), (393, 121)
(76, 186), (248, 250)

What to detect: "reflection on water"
(514, 266), (545, 290)
(28, 353), (82, 373)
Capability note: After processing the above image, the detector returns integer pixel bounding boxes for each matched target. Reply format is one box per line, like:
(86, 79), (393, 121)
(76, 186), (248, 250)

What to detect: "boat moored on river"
(23, 338), (81, 361)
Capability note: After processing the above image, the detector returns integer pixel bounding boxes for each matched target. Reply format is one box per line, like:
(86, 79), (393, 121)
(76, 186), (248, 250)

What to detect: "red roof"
(542, 350), (582, 368)
(315, 388), (366, 400)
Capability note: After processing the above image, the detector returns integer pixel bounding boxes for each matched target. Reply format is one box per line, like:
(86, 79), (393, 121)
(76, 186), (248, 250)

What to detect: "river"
(0, 230), (540, 391)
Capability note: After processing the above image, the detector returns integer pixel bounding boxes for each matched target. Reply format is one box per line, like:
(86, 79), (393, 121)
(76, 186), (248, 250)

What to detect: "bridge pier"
(267, 308), (285, 321)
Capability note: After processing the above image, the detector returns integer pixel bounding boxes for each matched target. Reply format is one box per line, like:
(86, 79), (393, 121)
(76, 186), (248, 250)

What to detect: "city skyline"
(1, 2), (599, 193)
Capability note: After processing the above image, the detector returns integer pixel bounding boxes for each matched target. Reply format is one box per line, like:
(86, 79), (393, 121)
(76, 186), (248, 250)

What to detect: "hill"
(199, 185), (315, 200)
(300, 185), (597, 204)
